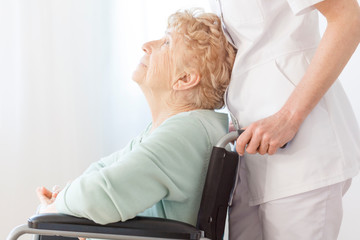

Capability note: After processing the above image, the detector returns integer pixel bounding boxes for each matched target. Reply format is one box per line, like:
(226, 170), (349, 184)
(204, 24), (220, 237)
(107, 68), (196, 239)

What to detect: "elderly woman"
(36, 9), (236, 226)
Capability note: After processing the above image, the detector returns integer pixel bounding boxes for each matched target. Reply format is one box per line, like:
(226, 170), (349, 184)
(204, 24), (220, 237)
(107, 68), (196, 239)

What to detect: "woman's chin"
(131, 68), (145, 84)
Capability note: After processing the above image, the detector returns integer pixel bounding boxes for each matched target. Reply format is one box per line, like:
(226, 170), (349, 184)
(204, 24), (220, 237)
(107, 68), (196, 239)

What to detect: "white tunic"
(210, 0), (360, 205)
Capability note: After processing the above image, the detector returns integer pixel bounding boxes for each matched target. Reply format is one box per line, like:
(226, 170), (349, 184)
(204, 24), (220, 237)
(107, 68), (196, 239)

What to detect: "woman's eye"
(162, 39), (170, 46)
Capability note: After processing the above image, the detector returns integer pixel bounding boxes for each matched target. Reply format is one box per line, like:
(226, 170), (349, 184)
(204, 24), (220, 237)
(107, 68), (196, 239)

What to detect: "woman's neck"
(150, 103), (196, 132)
(145, 95), (195, 132)
(140, 85), (197, 131)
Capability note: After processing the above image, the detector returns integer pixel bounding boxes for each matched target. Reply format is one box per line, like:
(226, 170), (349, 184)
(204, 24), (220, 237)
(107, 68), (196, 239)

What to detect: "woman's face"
(132, 29), (188, 93)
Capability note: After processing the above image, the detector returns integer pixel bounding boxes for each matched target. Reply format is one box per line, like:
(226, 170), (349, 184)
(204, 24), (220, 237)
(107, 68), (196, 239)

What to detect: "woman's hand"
(36, 186), (61, 213)
(235, 109), (302, 155)
(36, 186), (60, 205)
(38, 202), (58, 213)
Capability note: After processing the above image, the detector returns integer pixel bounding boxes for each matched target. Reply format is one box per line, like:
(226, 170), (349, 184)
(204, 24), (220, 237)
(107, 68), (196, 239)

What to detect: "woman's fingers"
(52, 185), (60, 193)
(36, 187), (51, 204)
(52, 185), (61, 199)
(36, 185), (61, 205)
(41, 186), (53, 198)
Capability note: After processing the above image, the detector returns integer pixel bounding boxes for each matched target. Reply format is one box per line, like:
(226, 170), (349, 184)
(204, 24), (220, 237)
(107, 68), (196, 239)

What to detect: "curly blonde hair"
(168, 8), (236, 109)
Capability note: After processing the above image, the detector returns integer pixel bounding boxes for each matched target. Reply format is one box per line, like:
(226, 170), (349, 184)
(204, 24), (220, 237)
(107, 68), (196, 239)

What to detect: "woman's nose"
(142, 41), (153, 54)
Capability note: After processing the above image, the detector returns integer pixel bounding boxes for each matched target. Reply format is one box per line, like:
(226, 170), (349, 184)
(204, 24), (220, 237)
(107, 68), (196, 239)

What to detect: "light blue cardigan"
(55, 110), (228, 226)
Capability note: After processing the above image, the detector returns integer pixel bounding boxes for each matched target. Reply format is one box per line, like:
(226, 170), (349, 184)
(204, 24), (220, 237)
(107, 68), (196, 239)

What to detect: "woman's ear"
(172, 72), (201, 91)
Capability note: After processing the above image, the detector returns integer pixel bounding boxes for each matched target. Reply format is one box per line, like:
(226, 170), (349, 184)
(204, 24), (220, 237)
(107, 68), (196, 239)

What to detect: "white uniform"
(209, 0), (360, 239)
(210, 0), (360, 205)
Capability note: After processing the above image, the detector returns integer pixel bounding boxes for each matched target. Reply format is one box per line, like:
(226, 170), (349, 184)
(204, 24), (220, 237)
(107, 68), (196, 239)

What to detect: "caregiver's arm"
(236, 0), (360, 155)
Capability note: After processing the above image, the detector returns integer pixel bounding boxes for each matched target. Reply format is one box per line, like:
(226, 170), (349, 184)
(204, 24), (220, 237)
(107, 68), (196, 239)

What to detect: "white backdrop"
(0, 1), (359, 240)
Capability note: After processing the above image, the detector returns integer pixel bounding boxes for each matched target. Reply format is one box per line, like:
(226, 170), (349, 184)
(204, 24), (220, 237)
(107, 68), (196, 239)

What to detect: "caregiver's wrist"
(278, 106), (307, 128)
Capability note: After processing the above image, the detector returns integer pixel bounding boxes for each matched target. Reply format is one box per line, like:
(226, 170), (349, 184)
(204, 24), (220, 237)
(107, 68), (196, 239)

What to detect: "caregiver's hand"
(236, 109), (302, 155)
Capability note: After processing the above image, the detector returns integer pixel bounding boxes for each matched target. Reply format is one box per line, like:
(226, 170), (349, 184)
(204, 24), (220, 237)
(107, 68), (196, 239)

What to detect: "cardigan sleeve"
(55, 113), (212, 224)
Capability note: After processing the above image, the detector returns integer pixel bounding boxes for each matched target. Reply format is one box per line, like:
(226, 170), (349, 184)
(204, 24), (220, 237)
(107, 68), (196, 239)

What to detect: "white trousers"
(229, 160), (352, 240)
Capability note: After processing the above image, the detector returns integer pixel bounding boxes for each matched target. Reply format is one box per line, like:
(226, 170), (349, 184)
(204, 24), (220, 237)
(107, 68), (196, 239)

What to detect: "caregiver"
(209, 0), (360, 239)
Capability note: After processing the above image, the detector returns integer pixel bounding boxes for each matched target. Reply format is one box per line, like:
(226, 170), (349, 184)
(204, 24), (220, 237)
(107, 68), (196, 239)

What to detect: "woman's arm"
(52, 113), (218, 225)
(236, 0), (360, 155)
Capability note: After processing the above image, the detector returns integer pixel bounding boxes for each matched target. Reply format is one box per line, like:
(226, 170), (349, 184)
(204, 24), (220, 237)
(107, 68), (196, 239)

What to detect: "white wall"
(337, 39), (360, 240)
(0, 1), (359, 240)
(331, 23), (360, 240)
(314, 8), (360, 240)
(0, 1), (210, 240)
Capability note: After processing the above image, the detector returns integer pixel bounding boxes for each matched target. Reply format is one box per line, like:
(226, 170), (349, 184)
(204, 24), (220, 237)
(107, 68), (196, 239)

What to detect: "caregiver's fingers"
(245, 129), (262, 154)
(235, 128), (251, 156)
(268, 143), (279, 155)
(258, 138), (270, 155)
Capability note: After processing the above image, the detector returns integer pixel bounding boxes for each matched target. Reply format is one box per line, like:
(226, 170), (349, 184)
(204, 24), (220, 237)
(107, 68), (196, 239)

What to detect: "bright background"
(0, 1), (359, 240)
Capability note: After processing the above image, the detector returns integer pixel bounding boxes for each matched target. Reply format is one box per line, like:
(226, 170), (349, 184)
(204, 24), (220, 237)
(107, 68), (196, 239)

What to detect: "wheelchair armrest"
(28, 214), (202, 240)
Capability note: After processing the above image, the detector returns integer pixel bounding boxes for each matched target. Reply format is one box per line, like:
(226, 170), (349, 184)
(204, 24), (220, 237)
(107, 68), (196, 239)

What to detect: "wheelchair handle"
(215, 130), (244, 148)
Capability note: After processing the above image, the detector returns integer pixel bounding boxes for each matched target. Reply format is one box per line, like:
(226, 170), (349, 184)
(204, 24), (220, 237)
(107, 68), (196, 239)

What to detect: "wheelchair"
(7, 131), (242, 240)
